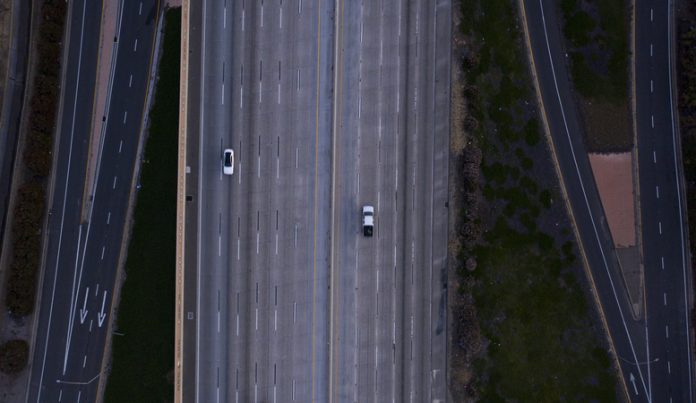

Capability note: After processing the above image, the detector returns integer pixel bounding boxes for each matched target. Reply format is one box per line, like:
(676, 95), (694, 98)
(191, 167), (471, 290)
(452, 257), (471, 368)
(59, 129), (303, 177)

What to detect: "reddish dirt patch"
(588, 152), (636, 247)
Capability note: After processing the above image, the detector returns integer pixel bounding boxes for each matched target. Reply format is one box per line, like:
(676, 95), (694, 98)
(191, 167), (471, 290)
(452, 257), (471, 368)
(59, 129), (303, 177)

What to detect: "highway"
(636, 0), (693, 401)
(522, 0), (694, 401)
(330, 0), (449, 401)
(193, 0), (332, 401)
(25, 1), (158, 401)
(187, 0), (450, 402)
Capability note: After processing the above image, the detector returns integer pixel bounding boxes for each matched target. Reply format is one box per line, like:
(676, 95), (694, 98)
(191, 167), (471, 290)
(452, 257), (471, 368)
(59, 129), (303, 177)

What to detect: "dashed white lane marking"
(280, 6), (283, 28)
(650, 8), (653, 21)
(664, 292), (667, 305)
(134, 38), (138, 52)
(221, 83), (225, 105)
(59, 390), (62, 402)
(123, 111), (127, 124)
(650, 79), (653, 93)
(298, 0), (302, 13)
(224, 7), (226, 29)
(218, 235), (222, 256)
(668, 360), (672, 374)
(101, 246), (105, 260)
(277, 82), (281, 104)
(237, 238), (240, 260)
(118, 140), (123, 153)
(82, 355), (87, 368)
(242, 10), (245, 31)
(255, 308), (259, 330)
(217, 311), (221, 332)
(106, 212), (111, 224)
(259, 81), (262, 103)
(659, 221), (662, 234)
(651, 115), (655, 128)
(650, 43), (653, 57)
(260, 4), (264, 27)
(661, 256), (665, 269)
(274, 309), (277, 331)
(112, 176), (117, 189)
(666, 325), (669, 339)
(139, 2), (142, 15)
(653, 150), (656, 163)
(128, 74), (133, 87)
(240, 86), (244, 108)
(256, 232), (260, 254)
(275, 233), (278, 254)
(656, 186), (660, 199)
(236, 314), (239, 336)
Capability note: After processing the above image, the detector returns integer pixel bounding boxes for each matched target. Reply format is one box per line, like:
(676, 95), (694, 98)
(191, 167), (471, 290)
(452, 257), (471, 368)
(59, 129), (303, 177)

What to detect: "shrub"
(0, 339), (29, 374)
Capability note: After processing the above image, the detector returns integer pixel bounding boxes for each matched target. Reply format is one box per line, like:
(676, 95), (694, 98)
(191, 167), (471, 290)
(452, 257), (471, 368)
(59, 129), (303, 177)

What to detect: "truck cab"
(362, 205), (374, 237)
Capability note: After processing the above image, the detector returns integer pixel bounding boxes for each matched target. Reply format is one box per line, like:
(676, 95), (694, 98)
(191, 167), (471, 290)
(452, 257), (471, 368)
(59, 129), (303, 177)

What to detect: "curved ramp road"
(522, 0), (694, 401)
(26, 1), (158, 402)
(185, 0), (450, 401)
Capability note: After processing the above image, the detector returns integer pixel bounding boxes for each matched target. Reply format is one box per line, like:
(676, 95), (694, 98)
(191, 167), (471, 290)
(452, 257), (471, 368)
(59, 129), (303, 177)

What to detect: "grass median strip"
(103, 8), (180, 402)
(449, 0), (619, 400)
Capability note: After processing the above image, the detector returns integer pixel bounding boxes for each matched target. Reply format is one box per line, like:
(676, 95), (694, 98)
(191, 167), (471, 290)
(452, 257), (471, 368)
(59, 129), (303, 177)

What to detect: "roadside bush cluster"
(6, 0), (66, 317)
(677, 4), (696, 331)
(0, 339), (28, 374)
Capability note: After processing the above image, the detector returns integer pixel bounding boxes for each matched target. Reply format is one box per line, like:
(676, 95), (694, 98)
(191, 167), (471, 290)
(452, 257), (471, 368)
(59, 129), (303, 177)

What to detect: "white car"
(223, 149), (234, 175)
(362, 205), (374, 237)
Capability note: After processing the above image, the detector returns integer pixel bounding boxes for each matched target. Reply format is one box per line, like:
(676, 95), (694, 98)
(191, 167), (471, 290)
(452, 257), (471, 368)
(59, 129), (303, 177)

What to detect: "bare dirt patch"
(588, 152), (636, 247)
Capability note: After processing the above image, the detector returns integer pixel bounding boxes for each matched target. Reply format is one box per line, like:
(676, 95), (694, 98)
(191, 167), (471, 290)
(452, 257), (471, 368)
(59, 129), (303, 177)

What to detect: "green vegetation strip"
(103, 8), (180, 402)
(455, 0), (618, 400)
(560, 0), (628, 103)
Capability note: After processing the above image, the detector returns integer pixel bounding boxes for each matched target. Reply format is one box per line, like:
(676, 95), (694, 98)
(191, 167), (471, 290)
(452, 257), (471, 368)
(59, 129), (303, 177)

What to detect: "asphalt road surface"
(193, 0), (332, 401)
(25, 1), (158, 401)
(330, 0), (449, 401)
(523, 0), (694, 401)
(188, 0), (450, 402)
(635, 0), (694, 401)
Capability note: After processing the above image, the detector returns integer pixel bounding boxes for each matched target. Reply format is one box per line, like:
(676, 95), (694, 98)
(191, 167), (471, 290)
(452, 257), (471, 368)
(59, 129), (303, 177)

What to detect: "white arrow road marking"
(630, 373), (639, 395)
(98, 291), (108, 327)
(79, 287), (89, 324)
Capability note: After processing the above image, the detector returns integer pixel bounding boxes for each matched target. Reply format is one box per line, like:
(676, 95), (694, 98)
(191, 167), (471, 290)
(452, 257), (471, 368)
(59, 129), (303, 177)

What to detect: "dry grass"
(581, 99), (632, 152)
